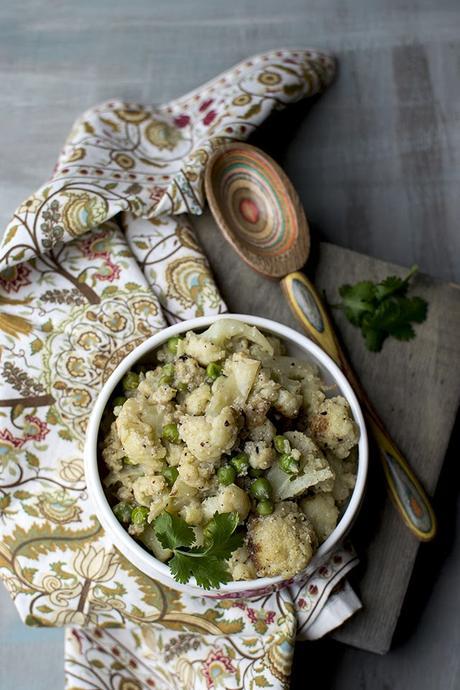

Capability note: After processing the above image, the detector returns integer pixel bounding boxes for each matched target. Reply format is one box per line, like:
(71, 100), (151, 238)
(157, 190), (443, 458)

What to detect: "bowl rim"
(85, 313), (368, 594)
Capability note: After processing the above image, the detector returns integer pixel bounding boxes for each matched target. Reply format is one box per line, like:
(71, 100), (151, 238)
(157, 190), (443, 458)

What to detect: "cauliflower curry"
(101, 319), (359, 584)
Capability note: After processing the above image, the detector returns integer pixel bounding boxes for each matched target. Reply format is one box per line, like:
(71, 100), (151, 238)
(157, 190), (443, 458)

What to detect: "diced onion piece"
(267, 463), (333, 500)
(207, 357), (260, 416)
(267, 431), (334, 501)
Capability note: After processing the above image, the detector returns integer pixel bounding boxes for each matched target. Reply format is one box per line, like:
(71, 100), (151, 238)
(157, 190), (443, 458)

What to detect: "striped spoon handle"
(281, 271), (437, 542)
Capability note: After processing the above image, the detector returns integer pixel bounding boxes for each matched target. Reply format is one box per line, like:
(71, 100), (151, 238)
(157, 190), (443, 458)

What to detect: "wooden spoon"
(205, 141), (436, 542)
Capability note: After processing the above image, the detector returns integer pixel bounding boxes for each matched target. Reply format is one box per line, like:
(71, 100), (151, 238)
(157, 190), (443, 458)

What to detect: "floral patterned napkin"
(0, 49), (361, 689)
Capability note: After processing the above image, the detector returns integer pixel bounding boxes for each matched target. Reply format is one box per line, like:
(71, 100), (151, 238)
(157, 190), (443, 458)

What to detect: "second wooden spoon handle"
(281, 271), (437, 542)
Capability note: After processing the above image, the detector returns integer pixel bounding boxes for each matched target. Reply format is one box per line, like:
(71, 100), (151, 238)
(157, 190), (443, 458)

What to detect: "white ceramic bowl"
(85, 314), (368, 598)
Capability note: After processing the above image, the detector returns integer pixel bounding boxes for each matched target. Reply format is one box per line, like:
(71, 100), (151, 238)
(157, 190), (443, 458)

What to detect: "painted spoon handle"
(281, 271), (437, 542)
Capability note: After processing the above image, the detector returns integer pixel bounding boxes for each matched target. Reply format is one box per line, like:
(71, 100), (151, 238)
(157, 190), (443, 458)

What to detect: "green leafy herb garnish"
(336, 265), (428, 352)
(153, 511), (243, 590)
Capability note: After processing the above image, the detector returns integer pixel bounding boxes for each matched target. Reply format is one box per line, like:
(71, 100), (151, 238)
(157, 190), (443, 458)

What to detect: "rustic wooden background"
(0, 1), (459, 688)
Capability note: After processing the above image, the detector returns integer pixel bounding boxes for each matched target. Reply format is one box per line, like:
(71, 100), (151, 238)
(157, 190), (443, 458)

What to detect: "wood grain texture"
(1, 1), (459, 688)
(205, 143), (310, 278)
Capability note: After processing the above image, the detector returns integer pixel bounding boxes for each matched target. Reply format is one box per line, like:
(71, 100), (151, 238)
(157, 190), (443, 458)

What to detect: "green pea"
(131, 505), (149, 525)
(256, 499), (274, 516)
(217, 465), (237, 486)
(206, 362), (222, 380)
(162, 423), (180, 444)
(113, 501), (132, 523)
(274, 435), (290, 454)
(230, 452), (249, 476)
(160, 363), (175, 385)
(113, 395), (126, 409)
(279, 453), (300, 475)
(162, 465), (179, 487)
(163, 362), (175, 376)
(249, 467), (264, 478)
(167, 335), (182, 354)
(122, 371), (139, 392)
(249, 477), (272, 501)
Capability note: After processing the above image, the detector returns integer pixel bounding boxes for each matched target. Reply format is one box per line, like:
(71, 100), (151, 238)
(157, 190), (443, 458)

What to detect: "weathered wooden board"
(193, 211), (460, 654)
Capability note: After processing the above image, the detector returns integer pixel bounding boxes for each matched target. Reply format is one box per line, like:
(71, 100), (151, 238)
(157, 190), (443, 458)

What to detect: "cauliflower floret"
(185, 383), (212, 415)
(138, 371), (176, 405)
(116, 484), (135, 503)
(228, 546), (257, 581)
(326, 451), (357, 505)
(309, 396), (359, 459)
(273, 387), (302, 418)
(101, 421), (126, 474)
(244, 440), (276, 470)
(202, 484), (251, 522)
(247, 502), (317, 578)
(165, 443), (184, 467)
(179, 406), (238, 462)
(268, 356), (323, 412)
(178, 332), (225, 366)
(178, 497), (204, 525)
(299, 493), (339, 543)
(248, 419), (276, 444)
(178, 448), (215, 490)
(131, 474), (168, 507)
(174, 357), (206, 391)
(116, 398), (166, 469)
(303, 387), (326, 416)
(244, 369), (280, 428)
(128, 522), (145, 537)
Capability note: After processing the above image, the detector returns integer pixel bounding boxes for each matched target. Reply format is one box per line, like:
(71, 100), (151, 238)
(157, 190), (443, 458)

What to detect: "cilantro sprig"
(154, 511), (243, 590)
(336, 265), (428, 352)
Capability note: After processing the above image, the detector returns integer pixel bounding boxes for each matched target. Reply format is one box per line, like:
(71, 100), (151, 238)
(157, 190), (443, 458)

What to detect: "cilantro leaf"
(154, 511), (195, 550)
(153, 511), (242, 589)
(374, 264), (418, 301)
(193, 556), (232, 590)
(168, 551), (193, 584)
(398, 296), (428, 324)
(360, 321), (386, 352)
(202, 512), (243, 560)
(335, 265), (428, 352)
(338, 281), (376, 326)
(374, 275), (407, 301)
(169, 551), (233, 590)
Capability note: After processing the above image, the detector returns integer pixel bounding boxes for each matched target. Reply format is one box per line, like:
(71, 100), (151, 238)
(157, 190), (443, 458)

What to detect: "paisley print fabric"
(0, 49), (362, 690)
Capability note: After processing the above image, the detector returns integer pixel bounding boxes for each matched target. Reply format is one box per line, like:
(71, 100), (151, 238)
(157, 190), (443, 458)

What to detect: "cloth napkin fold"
(0, 49), (361, 690)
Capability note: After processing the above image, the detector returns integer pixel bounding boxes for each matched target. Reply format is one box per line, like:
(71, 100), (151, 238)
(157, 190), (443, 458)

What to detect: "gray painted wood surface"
(1, 1), (459, 688)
